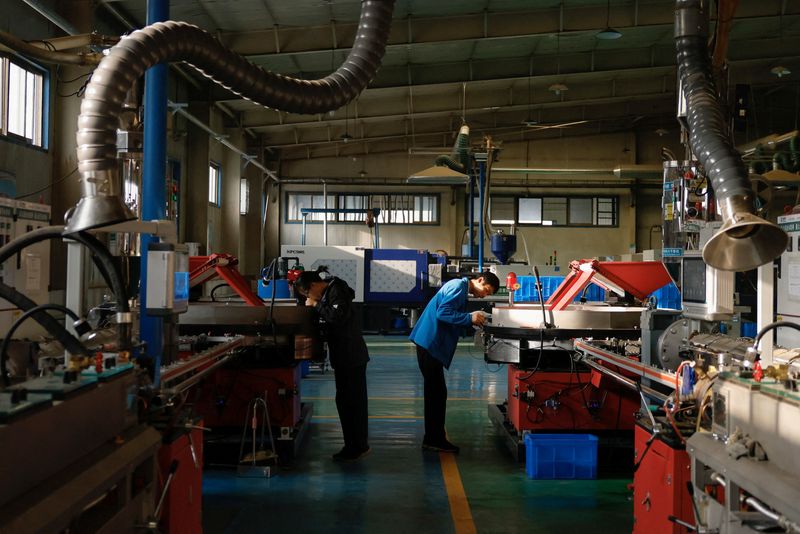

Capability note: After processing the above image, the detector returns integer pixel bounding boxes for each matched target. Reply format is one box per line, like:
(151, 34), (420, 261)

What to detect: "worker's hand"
(305, 297), (318, 307)
(471, 311), (486, 327)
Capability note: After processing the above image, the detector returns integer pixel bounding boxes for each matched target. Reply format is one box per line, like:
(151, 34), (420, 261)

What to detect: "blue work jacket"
(409, 277), (472, 369)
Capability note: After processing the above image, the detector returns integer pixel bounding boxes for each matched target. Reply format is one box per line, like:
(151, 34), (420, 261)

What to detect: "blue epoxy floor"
(202, 337), (633, 533)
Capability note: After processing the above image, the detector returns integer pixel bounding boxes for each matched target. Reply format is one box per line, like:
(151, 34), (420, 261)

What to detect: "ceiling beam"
(218, 1), (797, 58)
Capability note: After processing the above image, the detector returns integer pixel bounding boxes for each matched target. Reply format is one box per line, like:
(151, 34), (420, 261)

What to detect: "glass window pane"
(414, 195), (437, 223)
(24, 70), (35, 139)
(595, 197), (617, 226)
(569, 198), (593, 225)
(490, 197), (515, 224)
(208, 165), (219, 205)
(518, 198), (542, 223)
(542, 197), (567, 225)
(8, 63), (26, 137)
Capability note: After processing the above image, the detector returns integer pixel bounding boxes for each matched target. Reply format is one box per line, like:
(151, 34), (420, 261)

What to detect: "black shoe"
(332, 446), (371, 462)
(422, 439), (460, 454)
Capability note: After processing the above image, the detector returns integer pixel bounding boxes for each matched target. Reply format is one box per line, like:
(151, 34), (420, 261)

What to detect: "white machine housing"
(281, 245), (366, 302)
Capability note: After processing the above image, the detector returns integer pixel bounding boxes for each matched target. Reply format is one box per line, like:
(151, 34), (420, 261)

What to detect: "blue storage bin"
(741, 321), (757, 338)
(648, 282), (681, 310)
(300, 360), (311, 378)
(513, 276), (604, 303)
(524, 433), (598, 480)
(258, 279), (291, 299)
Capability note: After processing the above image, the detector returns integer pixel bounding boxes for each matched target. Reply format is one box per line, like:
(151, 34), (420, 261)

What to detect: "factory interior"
(1, 0), (800, 532)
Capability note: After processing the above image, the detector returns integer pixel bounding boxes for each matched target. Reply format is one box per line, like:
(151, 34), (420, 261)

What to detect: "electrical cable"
(1, 303), (81, 386)
(15, 167), (77, 200)
(210, 283), (232, 302)
(0, 280), (89, 362)
(0, 225), (130, 351)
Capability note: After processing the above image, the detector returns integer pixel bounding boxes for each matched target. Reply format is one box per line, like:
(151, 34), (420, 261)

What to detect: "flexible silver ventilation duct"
(67, 0), (395, 234)
(675, 0), (787, 271)
(434, 125), (471, 173)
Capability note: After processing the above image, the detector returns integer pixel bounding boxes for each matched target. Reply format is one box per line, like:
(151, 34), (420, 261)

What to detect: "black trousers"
(334, 363), (369, 451)
(415, 344), (447, 442)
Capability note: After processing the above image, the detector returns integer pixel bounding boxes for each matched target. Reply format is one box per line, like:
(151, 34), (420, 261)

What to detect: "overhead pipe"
(67, 0), (395, 234)
(675, 0), (787, 271)
(0, 30), (102, 65)
(168, 102), (279, 181)
(26, 33), (120, 51)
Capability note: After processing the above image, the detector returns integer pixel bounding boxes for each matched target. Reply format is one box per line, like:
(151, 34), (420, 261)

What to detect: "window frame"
(208, 161), (221, 207)
(0, 54), (49, 150)
(464, 194), (619, 228)
(284, 192), (441, 225)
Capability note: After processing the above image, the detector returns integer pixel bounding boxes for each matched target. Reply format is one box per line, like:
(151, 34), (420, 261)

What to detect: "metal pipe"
(28, 33), (119, 51)
(140, 0), (169, 387)
(323, 181), (328, 246)
(675, 0), (787, 271)
(478, 160), (486, 271)
(169, 102), (278, 181)
(468, 174), (475, 258)
(743, 496), (800, 533)
(67, 1), (396, 234)
(709, 472), (726, 487)
(581, 357), (669, 403)
(0, 30), (102, 65)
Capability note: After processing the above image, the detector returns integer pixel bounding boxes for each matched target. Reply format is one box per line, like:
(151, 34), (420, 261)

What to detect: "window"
(518, 198), (542, 224)
(1, 56), (46, 147)
(489, 197), (515, 225)
(287, 194), (336, 221)
(467, 194), (618, 227)
(286, 192), (439, 224)
(208, 162), (221, 206)
(239, 178), (249, 215)
(594, 197), (618, 226)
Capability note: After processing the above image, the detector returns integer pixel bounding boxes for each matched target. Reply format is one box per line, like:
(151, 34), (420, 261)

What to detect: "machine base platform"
(489, 403), (634, 476)
(203, 402), (313, 468)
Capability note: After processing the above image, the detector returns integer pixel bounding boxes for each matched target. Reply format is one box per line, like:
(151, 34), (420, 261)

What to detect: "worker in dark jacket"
(409, 272), (499, 453)
(295, 267), (370, 461)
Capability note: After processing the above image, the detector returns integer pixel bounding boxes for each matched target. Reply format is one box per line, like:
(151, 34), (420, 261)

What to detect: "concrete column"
(185, 102), (210, 249)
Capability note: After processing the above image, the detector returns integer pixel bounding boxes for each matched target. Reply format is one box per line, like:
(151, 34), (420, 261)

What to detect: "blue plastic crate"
(648, 282), (681, 310)
(524, 433), (598, 480)
(514, 276), (604, 303)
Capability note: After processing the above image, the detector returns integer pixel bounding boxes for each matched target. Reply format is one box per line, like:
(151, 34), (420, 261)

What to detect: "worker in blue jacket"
(409, 272), (499, 453)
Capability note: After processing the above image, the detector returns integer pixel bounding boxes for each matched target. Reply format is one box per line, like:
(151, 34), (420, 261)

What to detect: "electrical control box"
(146, 243), (189, 315)
(0, 200), (51, 339)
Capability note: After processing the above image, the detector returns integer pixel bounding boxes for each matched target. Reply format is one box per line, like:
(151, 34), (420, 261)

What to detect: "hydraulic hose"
(675, 0), (787, 271)
(0, 281), (89, 365)
(0, 225), (128, 311)
(0, 303), (80, 386)
(0, 225), (131, 350)
(68, 1), (396, 233)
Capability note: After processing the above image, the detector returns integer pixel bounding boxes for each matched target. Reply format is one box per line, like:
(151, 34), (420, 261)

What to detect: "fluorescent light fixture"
(491, 219), (515, 225)
(548, 83), (569, 95)
(596, 27), (622, 40)
(407, 165), (469, 185)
